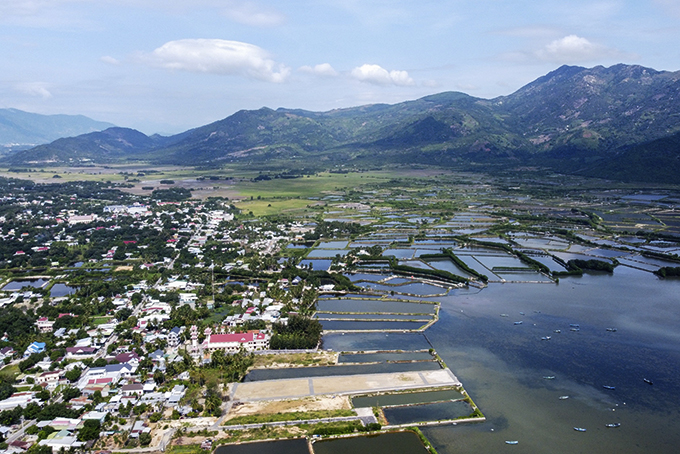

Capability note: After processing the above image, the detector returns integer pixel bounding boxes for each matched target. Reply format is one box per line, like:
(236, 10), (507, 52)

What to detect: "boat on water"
(605, 423), (621, 428)
(573, 427), (587, 432)
(603, 385), (616, 390)
(644, 378), (653, 385)
(500, 314), (509, 317)
(559, 395), (569, 400)
(606, 327), (617, 332)
(514, 321), (523, 325)
(541, 336), (551, 340)
(554, 329), (561, 333)
(519, 312), (525, 315)
(505, 441), (519, 445)
(543, 376), (555, 380)
(570, 327), (580, 332)
(569, 323), (580, 328)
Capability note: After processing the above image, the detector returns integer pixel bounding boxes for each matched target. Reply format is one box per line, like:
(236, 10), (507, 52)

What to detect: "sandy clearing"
(226, 395), (351, 420)
(231, 370), (460, 402)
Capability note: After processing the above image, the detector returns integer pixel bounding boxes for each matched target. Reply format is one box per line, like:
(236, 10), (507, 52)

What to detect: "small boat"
(569, 323), (580, 328)
(543, 376), (555, 380)
(644, 378), (653, 385)
(541, 336), (551, 341)
(570, 327), (580, 332)
(519, 312), (525, 315)
(573, 427), (587, 432)
(603, 385), (616, 390)
(559, 395), (570, 400)
(554, 329), (561, 333)
(606, 327), (617, 332)
(605, 423), (621, 428)
(514, 321), (523, 325)
(500, 314), (509, 317)
(505, 441), (519, 445)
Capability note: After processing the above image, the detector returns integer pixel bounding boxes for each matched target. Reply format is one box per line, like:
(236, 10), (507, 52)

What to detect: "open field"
(231, 369), (461, 402)
(225, 395), (352, 421)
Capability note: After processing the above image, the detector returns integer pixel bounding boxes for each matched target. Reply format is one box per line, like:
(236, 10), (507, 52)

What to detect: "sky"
(1, 0), (679, 135)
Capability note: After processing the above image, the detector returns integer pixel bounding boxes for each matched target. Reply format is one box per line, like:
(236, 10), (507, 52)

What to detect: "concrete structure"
(202, 331), (269, 354)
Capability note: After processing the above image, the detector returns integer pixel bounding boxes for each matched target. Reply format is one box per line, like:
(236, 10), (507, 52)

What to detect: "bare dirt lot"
(231, 369), (460, 402)
(225, 395), (351, 421)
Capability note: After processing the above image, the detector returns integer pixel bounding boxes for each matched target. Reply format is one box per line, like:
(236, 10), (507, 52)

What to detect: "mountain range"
(8, 64), (680, 183)
(0, 109), (115, 150)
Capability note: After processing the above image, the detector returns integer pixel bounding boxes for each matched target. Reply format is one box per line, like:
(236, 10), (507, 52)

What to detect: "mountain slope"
(10, 64), (680, 183)
(0, 108), (114, 149)
(496, 64), (680, 152)
(9, 128), (163, 164)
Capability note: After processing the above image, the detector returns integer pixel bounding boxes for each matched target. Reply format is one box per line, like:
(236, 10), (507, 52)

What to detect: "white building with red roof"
(202, 331), (269, 354)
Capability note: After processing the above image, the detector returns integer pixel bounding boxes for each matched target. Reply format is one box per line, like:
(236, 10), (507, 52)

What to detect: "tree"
(77, 419), (100, 441)
(139, 432), (152, 446)
(153, 370), (165, 385)
(65, 368), (82, 383)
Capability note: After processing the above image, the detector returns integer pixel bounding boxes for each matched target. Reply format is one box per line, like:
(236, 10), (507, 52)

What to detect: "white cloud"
(536, 35), (616, 63)
(15, 82), (52, 99)
(100, 55), (120, 65)
(222, 1), (285, 27)
(141, 39), (290, 83)
(299, 63), (338, 77)
(350, 64), (414, 86)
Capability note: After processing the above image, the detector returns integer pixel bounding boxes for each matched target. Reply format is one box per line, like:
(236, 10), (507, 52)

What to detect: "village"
(0, 178), (346, 454)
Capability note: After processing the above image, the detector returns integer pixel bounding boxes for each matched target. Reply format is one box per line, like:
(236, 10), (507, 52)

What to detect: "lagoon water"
(326, 267), (680, 453)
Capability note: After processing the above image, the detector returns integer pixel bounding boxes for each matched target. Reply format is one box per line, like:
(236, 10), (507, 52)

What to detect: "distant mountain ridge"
(10, 64), (680, 183)
(0, 108), (115, 149)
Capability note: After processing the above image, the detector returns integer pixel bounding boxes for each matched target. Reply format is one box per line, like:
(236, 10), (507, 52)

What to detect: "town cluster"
(0, 178), (329, 454)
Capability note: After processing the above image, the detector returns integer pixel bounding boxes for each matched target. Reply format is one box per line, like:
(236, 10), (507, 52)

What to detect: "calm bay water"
(322, 267), (680, 453)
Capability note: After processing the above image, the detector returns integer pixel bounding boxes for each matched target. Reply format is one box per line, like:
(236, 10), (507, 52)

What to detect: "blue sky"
(1, 0), (679, 134)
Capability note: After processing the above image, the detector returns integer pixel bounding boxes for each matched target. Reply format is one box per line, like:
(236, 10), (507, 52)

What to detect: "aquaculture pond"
(2, 279), (48, 290)
(352, 388), (465, 407)
(312, 431), (429, 454)
(299, 259), (333, 270)
(315, 313), (432, 321)
(215, 438), (308, 454)
(338, 351), (434, 363)
(320, 320), (428, 331)
(50, 283), (76, 297)
(316, 299), (437, 314)
(383, 400), (474, 425)
(243, 361), (441, 381)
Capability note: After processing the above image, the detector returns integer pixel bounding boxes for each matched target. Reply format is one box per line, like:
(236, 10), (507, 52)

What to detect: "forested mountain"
(9, 64), (680, 182)
(0, 108), (114, 150)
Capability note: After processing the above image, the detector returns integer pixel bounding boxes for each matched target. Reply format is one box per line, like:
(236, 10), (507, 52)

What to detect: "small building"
(23, 342), (46, 358)
(36, 317), (55, 333)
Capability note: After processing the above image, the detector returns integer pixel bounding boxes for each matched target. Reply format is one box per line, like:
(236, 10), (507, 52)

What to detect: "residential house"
(35, 317), (55, 333)
(23, 342), (46, 358)
(167, 327), (183, 349)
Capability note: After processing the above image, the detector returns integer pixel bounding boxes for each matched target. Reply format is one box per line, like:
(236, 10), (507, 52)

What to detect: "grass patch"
(92, 316), (112, 326)
(214, 427), (302, 445)
(225, 409), (355, 425)
(165, 445), (205, 454)
(0, 364), (20, 381)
